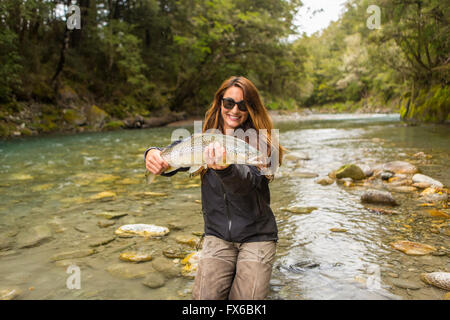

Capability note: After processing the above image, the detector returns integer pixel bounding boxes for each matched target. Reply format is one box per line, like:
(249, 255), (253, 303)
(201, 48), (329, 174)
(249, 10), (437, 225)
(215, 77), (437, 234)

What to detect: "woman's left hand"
(204, 142), (229, 170)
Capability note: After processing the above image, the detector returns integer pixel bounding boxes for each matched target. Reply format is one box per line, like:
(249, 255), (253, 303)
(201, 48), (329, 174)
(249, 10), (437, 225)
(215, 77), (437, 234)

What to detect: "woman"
(145, 76), (283, 300)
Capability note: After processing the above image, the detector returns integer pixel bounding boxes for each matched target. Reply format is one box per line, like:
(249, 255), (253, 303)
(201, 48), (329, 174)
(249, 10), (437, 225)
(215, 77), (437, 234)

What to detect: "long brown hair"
(202, 76), (284, 178)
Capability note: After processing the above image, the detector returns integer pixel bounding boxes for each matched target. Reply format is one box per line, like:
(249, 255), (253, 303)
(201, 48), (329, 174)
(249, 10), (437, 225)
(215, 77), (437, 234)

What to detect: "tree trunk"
(51, 27), (70, 89)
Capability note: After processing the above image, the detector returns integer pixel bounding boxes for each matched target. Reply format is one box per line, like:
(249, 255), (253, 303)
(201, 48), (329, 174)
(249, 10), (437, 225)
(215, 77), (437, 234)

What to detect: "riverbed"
(0, 113), (448, 300)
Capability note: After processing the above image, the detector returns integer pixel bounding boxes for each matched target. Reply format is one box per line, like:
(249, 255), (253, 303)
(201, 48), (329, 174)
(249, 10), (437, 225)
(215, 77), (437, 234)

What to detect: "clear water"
(0, 113), (449, 300)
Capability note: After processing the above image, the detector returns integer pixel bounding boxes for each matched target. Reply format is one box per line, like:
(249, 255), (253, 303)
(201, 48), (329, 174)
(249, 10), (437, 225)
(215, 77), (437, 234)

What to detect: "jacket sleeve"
(213, 164), (265, 194)
(144, 141), (189, 177)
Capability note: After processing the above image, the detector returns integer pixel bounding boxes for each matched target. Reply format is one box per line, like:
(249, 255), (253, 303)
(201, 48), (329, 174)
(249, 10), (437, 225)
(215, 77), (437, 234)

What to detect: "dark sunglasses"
(222, 97), (248, 112)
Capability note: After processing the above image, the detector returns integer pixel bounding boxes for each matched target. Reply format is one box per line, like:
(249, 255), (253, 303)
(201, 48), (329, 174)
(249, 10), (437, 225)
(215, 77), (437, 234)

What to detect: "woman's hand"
(145, 149), (169, 175)
(204, 142), (229, 170)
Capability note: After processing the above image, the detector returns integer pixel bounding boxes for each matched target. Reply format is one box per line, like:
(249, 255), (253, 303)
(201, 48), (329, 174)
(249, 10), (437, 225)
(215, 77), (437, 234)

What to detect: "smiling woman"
(220, 88), (249, 131)
(145, 76), (284, 300)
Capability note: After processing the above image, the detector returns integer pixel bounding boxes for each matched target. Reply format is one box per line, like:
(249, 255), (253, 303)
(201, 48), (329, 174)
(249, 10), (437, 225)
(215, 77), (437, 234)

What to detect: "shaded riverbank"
(0, 94), (404, 140)
(0, 113), (449, 300)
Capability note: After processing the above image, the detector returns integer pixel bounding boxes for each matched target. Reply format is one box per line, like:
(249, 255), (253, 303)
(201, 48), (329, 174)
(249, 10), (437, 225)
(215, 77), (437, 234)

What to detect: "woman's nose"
(231, 104), (240, 112)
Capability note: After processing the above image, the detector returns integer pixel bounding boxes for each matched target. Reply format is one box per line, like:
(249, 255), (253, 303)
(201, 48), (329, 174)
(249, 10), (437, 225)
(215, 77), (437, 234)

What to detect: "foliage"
(0, 0), (447, 126)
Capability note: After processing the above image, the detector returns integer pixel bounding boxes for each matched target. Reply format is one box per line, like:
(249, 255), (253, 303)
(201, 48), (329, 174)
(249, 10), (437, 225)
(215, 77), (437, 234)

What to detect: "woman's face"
(220, 86), (249, 132)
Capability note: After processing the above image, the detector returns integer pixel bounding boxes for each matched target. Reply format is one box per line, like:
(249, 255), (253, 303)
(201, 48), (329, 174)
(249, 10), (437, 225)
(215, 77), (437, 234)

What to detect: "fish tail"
(145, 170), (156, 184)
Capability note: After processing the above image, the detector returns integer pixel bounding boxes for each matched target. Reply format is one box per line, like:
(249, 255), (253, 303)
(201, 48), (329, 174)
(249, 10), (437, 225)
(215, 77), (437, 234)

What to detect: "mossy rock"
(104, 120), (124, 131)
(39, 114), (59, 132)
(400, 85), (450, 123)
(63, 109), (86, 126)
(335, 164), (366, 180)
(0, 121), (11, 137)
(87, 105), (109, 128)
(20, 127), (33, 136)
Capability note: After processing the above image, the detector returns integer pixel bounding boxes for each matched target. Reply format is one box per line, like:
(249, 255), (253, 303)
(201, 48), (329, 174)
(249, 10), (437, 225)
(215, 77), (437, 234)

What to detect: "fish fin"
(164, 166), (178, 174)
(188, 165), (203, 178)
(259, 166), (275, 177)
(145, 170), (156, 184)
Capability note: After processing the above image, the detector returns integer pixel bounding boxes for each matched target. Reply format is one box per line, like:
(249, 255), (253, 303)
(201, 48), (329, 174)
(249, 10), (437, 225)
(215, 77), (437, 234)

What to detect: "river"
(0, 113), (448, 300)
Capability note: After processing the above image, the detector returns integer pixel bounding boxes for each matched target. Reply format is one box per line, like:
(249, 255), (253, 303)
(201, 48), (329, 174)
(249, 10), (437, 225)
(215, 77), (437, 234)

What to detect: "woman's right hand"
(145, 149), (170, 175)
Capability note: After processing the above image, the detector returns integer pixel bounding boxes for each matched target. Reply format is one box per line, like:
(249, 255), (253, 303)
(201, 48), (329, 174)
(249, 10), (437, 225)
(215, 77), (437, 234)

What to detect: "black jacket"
(145, 148), (278, 243)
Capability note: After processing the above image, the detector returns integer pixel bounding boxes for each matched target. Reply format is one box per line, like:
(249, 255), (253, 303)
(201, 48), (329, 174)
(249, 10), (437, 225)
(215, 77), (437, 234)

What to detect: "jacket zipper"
(223, 193), (232, 242)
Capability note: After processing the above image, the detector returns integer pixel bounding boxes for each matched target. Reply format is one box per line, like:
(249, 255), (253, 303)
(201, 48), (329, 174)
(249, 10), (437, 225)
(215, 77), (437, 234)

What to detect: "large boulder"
(86, 105), (109, 129)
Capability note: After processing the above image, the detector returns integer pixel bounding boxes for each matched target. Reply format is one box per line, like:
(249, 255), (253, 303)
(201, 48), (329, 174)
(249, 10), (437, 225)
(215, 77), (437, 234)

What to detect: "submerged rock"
(420, 272), (450, 291)
(328, 171), (337, 179)
(281, 206), (318, 214)
(282, 260), (320, 273)
(391, 279), (423, 290)
(0, 234), (14, 251)
(88, 236), (115, 247)
(390, 240), (437, 256)
(413, 151), (432, 159)
(175, 236), (199, 248)
(424, 209), (450, 218)
(386, 186), (417, 193)
(8, 173), (33, 181)
(284, 151), (310, 161)
(51, 249), (96, 261)
(388, 177), (413, 186)
(412, 174), (444, 188)
(412, 182), (431, 189)
(365, 206), (399, 215)
(0, 288), (21, 300)
(329, 228), (347, 233)
(383, 161), (418, 174)
(119, 252), (153, 263)
(90, 191), (116, 201)
(152, 257), (180, 279)
(315, 177), (334, 185)
(420, 187), (448, 203)
(17, 225), (52, 249)
(335, 164), (366, 180)
(97, 220), (116, 228)
(115, 224), (169, 238)
(163, 247), (190, 259)
(361, 190), (398, 206)
(336, 178), (354, 187)
(106, 263), (154, 279)
(95, 212), (127, 220)
(291, 171), (318, 178)
(133, 191), (168, 198)
(142, 272), (166, 289)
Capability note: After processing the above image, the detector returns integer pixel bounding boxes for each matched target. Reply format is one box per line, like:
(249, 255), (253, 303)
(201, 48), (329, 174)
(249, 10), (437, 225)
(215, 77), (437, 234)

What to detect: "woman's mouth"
(227, 114), (240, 121)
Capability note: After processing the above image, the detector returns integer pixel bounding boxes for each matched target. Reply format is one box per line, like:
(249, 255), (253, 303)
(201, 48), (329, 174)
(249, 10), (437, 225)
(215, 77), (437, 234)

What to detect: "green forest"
(0, 0), (449, 137)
